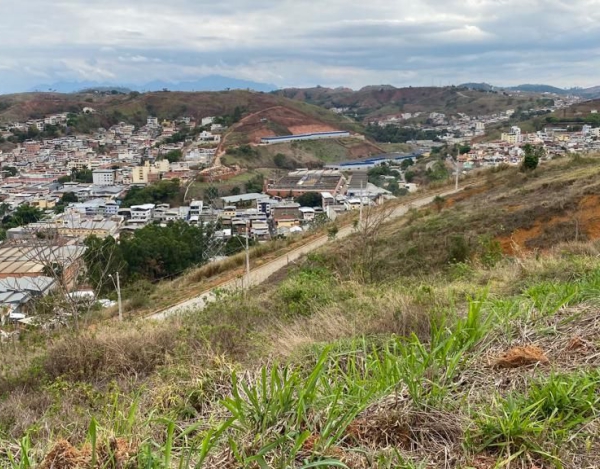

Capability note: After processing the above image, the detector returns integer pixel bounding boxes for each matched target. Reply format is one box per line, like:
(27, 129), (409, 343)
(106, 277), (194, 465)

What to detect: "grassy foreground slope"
(5, 158), (600, 467)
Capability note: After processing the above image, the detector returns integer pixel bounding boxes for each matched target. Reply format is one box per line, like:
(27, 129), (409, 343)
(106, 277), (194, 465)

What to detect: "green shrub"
(477, 234), (503, 268)
(277, 265), (335, 317)
(447, 234), (470, 264)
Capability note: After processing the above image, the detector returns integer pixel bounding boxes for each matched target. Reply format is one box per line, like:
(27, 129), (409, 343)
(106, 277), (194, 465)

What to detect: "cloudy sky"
(1, 0), (599, 93)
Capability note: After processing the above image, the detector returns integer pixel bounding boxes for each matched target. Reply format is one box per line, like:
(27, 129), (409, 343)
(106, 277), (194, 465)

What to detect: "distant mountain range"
(459, 82), (600, 99)
(26, 75), (278, 94)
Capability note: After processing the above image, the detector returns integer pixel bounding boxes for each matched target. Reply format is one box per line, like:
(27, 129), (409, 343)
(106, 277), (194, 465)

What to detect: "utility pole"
(359, 180), (364, 230)
(455, 157), (460, 191)
(245, 220), (251, 291)
(116, 272), (123, 321)
(110, 272), (123, 321)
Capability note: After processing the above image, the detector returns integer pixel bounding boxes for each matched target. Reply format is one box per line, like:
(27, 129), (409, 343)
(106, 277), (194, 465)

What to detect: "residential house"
(129, 204), (155, 224)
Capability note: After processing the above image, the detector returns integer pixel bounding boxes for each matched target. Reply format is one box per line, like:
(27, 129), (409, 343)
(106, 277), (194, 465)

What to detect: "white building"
(92, 169), (116, 186)
(103, 202), (119, 216)
(189, 200), (203, 219)
(130, 204), (155, 224)
(198, 131), (221, 143)
(201, 117), (215, 126)
(147, 116), (159, 127)
(298, 207), (316, 221)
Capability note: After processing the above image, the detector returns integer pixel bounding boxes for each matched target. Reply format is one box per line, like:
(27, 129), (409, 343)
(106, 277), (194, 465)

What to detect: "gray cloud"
(1, 0), (599, 93)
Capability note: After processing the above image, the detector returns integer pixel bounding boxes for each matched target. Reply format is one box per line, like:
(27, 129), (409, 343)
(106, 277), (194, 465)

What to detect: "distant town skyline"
(1, 0), (600, 94)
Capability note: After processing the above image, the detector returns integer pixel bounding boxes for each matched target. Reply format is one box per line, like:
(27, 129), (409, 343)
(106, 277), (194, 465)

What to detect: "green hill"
(4, 156), (600, 467)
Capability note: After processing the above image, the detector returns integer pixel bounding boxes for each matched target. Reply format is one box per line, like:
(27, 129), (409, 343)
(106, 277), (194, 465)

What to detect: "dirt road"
(147, 188), (460, 320)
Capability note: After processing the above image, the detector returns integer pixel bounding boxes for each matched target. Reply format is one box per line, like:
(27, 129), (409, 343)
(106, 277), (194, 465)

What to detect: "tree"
(521, 144), (543, 171)
(0, 203), (10, 218)
(119, 221), (214, 282)
(164, 149), (182, 163)
(273, 153), (296, 170)
(346, 201), (397, 283)
(3, 166), (17, 177)
(61, 192), (78, 204)
(223, 235), (256, 256)
(54, 192), (79, 214)
(245, 174), (264, 193)
(387, 180), (408, 197)
(121, 179), (181, 207)
(427, 161), (450, 181)
(367, 164), (401, 186)
(400, 159), (414, 171)
(230, 186), (241, 196)
(433, 195), (446, 212)
(83, 235), (126, 295)
(2, 203), (44, 229)
(65, 168), (93, 183)
(296, 192), (322, 207)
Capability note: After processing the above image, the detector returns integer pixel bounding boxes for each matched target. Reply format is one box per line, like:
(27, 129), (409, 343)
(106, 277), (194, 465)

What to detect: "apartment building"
(92, 169), (116, 186)
(130, 204), (155, 224)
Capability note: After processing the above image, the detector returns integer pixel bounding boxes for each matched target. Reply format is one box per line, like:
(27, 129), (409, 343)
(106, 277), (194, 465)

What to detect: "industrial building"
(324, 152), (422, 171)
(265, 169), (347, 197)
(260, 131), (351, 145)
(0, 243), (86, 287)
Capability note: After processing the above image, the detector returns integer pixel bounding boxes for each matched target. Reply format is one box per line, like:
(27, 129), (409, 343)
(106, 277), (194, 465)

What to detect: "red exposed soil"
(498, 195), (600, 255)
(494, 345), (549, 369)
(227, 106), (340, 144)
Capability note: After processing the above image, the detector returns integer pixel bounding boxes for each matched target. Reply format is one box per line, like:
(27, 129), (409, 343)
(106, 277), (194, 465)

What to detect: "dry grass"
(38, 438), (136, 469)
(271, 286), (433, 357)
(0, 321), (185, 400)
(346, 393), (466, 466)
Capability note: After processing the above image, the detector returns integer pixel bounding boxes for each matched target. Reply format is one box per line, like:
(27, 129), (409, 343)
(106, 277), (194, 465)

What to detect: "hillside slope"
(274, 85), (552, 121)
(4, 157), (600, 467)
(460, 82), (600, 99)
(0, 90), (361, 133)
(506, 98), (600, 133)
(0, 91), (370, 166)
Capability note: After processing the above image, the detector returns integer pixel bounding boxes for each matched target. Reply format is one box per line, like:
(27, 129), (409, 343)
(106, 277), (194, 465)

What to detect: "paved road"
(147, 188), (461, 320)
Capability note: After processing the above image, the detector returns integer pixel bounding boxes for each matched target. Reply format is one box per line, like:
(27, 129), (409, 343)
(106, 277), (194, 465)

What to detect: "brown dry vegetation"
(0, 90), (362, 133)
(274, 85), (548, 120)
(321, 156), (600, 282)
